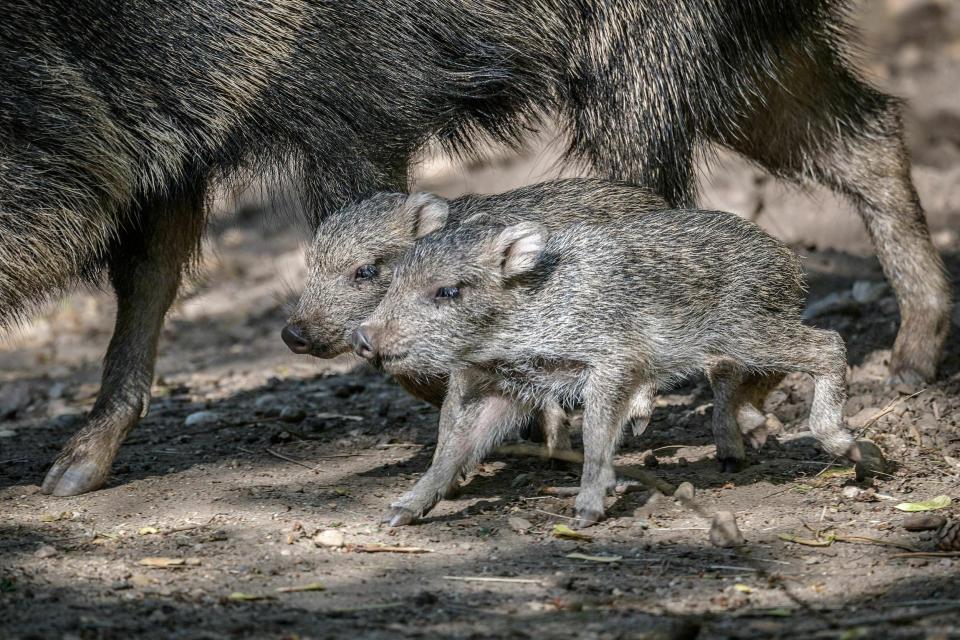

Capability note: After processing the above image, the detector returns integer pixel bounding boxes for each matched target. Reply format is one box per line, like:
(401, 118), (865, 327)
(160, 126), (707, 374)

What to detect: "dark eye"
(435, 286), (460, 301)
(355, 264), (378, 281)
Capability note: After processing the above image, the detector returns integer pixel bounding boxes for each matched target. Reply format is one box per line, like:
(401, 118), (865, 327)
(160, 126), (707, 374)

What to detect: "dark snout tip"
(351, 326), (375, 360)
(281, 324), (312, 355)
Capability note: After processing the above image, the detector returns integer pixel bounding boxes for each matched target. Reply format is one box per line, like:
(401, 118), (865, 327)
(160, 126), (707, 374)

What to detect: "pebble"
(709, 511), (744, 548)
(34, 545), (58, 558)
(841, 486), (861, 500)
(673, 482), (695, 501)
(642, 451), (659, 468)
(0, 429), (16, 438)
(507, 517), (533, 532)
(279, 407), (307, 423)
(314, 529), (346, 548)
(184, 410), (219, 428)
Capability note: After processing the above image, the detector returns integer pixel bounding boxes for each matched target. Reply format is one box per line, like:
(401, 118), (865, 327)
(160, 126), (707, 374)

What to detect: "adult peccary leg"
(383, 373), (523, 526)
(42, 192), (204, 496)
(719, 43), (950, 385)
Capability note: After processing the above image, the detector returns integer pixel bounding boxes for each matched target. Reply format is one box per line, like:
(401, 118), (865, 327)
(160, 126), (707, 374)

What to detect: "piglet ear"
(406, 192), (450, 239)
(494, 222), (549, 278)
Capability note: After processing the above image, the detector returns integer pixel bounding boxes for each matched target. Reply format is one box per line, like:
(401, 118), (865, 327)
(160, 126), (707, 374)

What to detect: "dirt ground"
(2, 2), (960, 639)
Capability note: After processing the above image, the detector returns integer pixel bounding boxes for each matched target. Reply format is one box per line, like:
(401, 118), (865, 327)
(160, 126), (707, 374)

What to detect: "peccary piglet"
(355, 186), (861, 528)
(284, 178), (668, 447)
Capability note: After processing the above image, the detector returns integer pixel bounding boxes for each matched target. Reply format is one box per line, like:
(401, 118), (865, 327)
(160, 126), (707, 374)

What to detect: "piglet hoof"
(853, 439), (889, 482)
(381, 506), (418, 527)
(41, 453), (110, 497)
(745, 425), (769, 450)
(717, 457), (744, 474)
(573, 509), (604, 530)
(886, 364), (929, 389)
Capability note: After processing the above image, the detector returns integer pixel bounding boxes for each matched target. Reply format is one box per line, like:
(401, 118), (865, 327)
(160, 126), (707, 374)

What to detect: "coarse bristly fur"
(284, 178), (667, 450)
(3, 0), (946, 497)
(358, 184), (859, 527)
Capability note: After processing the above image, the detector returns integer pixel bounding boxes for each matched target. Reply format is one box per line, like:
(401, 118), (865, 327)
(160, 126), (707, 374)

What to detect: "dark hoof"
(573, 509), (603, 529)
(41, 457), (109, 497)
(381, 506), (417, 527)
(853, 439), (889, 481)
(886, 365), (930, 388)
(718, 457), (744, 474)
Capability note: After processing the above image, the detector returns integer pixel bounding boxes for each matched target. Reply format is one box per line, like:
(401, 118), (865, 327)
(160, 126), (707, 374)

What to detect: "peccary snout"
(351, 325), (377, 359)
(281, 324), (313, 355)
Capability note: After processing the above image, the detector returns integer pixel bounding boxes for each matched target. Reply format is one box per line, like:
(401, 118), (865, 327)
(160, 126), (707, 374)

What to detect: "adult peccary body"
(2, 1), (945, 496)
(354, 185), (859, 527)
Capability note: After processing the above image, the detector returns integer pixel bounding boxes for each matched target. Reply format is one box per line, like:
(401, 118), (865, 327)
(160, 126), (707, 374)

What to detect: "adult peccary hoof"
(853, 439), (889, 481)
(709, 511), (744, 548)
(382, 506), (417, 527)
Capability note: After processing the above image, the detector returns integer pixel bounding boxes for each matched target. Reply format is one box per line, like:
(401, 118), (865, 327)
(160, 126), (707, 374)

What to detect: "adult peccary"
(352, 185), (861, 527)
(2, 1), (945, 497)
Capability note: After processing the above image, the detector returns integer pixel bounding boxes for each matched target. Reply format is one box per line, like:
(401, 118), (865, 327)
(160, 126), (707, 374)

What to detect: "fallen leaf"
(276, 582), (326, 593)
(733, 584), (754, 594)
(138, 557), (185, 567)
(565, 552), (621, 563)
(228, 592), (274, 601)
(138, 527), (159, 535)
(895, 495), (951, 512)
(552, 524), (593, 542)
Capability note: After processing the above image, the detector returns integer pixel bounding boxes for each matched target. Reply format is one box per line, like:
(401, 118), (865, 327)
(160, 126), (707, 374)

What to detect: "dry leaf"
(733, 584), (754, 593)
(138, 557), (185, 567)
(552, 524), (593, 542)
(565, 552), (621, 563)
(894, 495), (951, 512)
(276, 582), (326, 593)
(228, 592), (274, 601)
(138, 526), (159, 535)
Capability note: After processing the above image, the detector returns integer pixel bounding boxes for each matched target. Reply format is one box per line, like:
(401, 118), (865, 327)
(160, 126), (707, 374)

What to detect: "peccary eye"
(435, 286), (460, 301)
(354, 264), (378, 281)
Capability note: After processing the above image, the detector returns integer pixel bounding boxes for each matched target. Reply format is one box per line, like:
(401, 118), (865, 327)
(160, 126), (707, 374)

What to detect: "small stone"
(314, 529), (345, 548)
(841, 486), (861, 500)
(0, 429), (16, 438)
(48, 382), (68, 400)
(673, 482), (695, 501)
(184, 410), (219, 428)
(709, 511), (744, 548)
(0, 380), (32, 419)
(508, 517), (533, 532)
(279, 407), (307, 423)
(642, 451), (659, 468)
(34, 544), (58, 558)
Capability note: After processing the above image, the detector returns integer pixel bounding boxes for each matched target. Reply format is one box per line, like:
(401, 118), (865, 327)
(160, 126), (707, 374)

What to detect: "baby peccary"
(355, 202), (861, 528)
(284, 179), (668, 446)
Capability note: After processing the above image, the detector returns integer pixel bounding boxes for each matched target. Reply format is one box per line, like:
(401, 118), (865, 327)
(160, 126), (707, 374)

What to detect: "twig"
(889, 551), (960, 559)
(528, 507), (581, 522)
(443, 576), (541, 585)
(238, 446), (320, 472)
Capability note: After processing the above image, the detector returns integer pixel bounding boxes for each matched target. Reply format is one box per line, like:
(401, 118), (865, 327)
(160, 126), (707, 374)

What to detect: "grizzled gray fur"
(2, 1), (945, 497)
(285, 178), (668, 450)
(356, 184), (859, 527)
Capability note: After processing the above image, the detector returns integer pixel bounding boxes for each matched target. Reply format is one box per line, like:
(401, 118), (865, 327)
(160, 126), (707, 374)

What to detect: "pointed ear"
(405, 192), (449, 239)
(492, 222), (549, 278)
